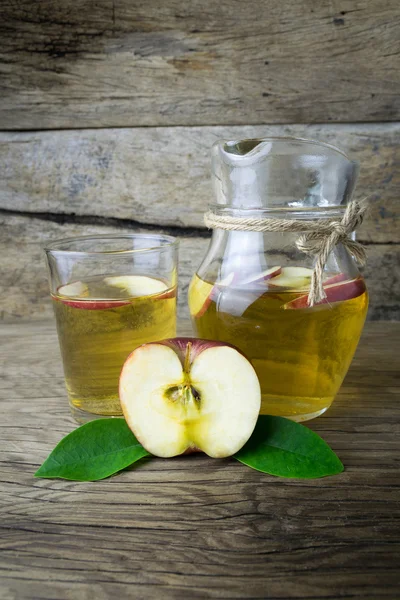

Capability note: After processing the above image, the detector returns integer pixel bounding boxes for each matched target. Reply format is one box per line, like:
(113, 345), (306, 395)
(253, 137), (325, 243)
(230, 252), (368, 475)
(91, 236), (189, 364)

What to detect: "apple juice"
(52, 275), (176, 420)
(189, 271), (368, 421)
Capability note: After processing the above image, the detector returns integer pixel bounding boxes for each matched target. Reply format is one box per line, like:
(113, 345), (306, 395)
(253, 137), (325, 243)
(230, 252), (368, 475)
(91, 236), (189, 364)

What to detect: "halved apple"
(283, 278), (366, 309)
(119, 338), (261, 458)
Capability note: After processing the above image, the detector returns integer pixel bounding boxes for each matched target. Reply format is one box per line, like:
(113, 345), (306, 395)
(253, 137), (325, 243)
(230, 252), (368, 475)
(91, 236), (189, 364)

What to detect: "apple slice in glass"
(120, 338), (261, 458)
(57, 280), (128, 310)
(104, 275), (174, 298)
(58, 281), (89, 298)
(58, 275), (173, 310)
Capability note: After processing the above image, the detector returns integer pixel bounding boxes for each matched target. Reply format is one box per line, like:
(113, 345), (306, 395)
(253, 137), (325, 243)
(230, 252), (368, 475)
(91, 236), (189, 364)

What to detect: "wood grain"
(1, 213), (399, 322)
(0, 123), (399, 243)
(0, 0), (399, 129)
(0, 320), (399, 599)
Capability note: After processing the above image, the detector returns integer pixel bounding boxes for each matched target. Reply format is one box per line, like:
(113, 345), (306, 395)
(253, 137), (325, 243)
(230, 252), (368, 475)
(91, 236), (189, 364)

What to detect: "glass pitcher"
(188, 137), (368, 422)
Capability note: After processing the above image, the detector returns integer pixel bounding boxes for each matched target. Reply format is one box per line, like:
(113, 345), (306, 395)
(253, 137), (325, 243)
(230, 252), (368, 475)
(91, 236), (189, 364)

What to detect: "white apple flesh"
(58, 280), (89, 298)
(119, 338), (261, 458)
(104, 275), (170, 297)
(268, 266), (314, 289)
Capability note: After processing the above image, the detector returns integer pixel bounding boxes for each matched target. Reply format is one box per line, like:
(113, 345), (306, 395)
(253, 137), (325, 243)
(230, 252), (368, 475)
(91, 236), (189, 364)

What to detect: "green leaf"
(234, 415), (344, 479)
(35, 418), (150, 481)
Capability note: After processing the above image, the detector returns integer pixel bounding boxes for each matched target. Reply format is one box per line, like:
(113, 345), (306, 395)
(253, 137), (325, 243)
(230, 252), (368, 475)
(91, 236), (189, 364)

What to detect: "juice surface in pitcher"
(52, 275), (176, 420)
(189, 271), (368, 421)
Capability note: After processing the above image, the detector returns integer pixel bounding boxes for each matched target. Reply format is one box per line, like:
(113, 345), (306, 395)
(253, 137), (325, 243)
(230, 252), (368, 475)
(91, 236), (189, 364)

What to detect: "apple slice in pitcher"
(191, 268), (282, 318)
(190, 273), (235, 318)
(268, 266), (314, 289)
(237, 266), (282, 287)
(283, 278), (366, 309)
(119, 338), (261, 458)
(189, 279), (214, 318)
(322, 272), (348, 286)
(213, 266), (282, 316)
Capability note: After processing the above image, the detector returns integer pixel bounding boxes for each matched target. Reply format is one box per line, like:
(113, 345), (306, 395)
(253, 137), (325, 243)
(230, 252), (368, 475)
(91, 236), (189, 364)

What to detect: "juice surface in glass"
(53, 275), (176, 420)
(189, 273), (368, 421)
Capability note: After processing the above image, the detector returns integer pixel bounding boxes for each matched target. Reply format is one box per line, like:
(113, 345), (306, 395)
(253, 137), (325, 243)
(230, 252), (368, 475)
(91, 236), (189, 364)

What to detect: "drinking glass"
(45, 234), (178, 422)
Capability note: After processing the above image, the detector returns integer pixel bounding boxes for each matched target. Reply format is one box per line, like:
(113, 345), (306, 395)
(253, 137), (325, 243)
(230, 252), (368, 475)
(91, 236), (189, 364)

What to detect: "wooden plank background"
(1, 0), (399, 128)
(0, 0), (399, 321)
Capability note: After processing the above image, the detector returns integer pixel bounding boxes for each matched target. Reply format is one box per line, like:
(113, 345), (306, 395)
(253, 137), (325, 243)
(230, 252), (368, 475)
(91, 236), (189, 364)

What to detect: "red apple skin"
(125, 338), (251, 378)
(158, 288), (177, 301)
(283, 278), (366, 309)
(54, 297), (130, 310)
(56, 286), (176, 310)
(323, 273), (348, 286)
(194, 295), (213, 318)
(193, 274), (234, 318)
(157, 337), (240, 365)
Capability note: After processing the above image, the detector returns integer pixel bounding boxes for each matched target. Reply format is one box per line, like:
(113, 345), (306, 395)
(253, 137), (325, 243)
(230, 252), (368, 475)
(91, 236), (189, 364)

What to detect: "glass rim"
(44, 233), (179, 256)
(213, 136), (356, 162)
(209, 204), (346, 215)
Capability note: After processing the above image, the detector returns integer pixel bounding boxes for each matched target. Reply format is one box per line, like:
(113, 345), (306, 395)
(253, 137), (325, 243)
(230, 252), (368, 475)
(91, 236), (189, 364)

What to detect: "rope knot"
(204, 198), (368, 307)
(331, 221), (348, 239)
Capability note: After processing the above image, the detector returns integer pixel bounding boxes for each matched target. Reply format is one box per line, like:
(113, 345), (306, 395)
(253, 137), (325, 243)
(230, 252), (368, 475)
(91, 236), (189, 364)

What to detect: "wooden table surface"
(1, 320), (399, 600)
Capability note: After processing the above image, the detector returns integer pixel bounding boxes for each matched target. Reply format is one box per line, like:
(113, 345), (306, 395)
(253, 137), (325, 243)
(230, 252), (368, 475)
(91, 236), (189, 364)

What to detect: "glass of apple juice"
(45, 234), (178, 423)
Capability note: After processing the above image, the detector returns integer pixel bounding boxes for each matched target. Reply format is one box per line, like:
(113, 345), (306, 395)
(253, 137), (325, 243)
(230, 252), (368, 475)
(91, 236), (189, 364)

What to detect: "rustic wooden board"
(0, 214), (398, 321)
(1, 123), (399, 243)
(0, 0), (399, 129)
(0, 320), (399, 599)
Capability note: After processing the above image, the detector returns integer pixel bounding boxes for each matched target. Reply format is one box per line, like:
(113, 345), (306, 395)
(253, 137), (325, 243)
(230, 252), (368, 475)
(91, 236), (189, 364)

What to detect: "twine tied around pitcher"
(204, 199), (368, 306)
